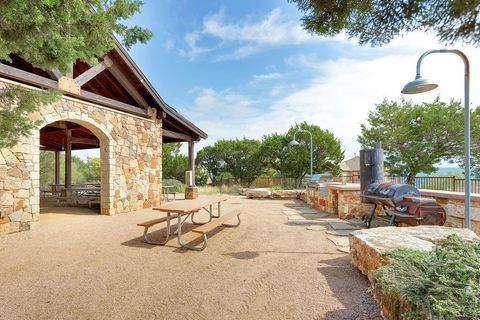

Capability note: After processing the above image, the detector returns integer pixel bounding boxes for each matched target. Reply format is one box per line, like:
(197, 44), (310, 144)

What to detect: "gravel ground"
(0, 196), (381, 320)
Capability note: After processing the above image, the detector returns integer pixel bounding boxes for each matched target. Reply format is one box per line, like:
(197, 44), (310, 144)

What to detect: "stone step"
(328, 220), (358, 230)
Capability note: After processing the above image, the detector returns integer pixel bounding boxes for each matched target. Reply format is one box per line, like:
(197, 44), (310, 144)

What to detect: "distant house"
(340, 156), (360, 177)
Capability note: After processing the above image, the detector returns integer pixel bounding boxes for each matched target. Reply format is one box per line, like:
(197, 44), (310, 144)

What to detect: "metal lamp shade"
(401, 77), (438, 94)
(289, 140), (299, 147)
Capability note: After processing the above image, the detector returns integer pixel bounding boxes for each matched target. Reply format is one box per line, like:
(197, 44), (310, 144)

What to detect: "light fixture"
(401, 49), (471, 230)
(401, 76), (438, 94)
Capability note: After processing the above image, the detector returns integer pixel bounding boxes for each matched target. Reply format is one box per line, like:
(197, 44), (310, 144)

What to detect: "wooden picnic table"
(162, 185), (175, 201)
(141, 196), (233, 250)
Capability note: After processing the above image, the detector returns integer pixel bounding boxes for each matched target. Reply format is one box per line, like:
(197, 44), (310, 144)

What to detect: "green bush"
(372, 234), (480, 319)
(162, 179), (185, 193)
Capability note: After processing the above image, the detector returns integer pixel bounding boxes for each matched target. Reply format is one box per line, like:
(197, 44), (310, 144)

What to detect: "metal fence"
(218, 175), (361, 189)
(388, 176), (480, 194)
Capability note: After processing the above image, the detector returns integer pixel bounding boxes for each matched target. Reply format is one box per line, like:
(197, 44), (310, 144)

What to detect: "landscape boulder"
(271, 189), (305, 199)
(350, 226), (479, 279)
(246, 188), (271, 199)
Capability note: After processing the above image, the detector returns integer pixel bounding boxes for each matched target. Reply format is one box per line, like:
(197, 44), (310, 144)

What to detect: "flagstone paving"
(328, 221), (358, 230)
(293, 220), (325, 225)
(328, 236), (351, 247)
(288, 215), (305, 221)
(306, 225), (327, 231)
(326, 230), (355, 237)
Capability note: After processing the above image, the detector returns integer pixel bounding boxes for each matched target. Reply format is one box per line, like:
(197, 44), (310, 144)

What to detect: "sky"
(80, 0), (480, 163)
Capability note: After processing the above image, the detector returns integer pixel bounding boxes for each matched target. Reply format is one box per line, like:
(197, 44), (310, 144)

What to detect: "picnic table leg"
(177, 213), (207, 251)
(142, 212), (173, 245)
(211, 204), (220, 218)
(193, 208), (213, 225)
(222, 213), (241, 227)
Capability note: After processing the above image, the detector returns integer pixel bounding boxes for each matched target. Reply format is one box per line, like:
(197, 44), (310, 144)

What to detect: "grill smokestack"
(360, 142), (384, 202)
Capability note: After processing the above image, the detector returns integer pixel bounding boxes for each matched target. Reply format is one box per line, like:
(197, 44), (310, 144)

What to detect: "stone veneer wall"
(303, 183), (480, 233)
(0, 89), (162, 234)
(301, 183), (375, 219)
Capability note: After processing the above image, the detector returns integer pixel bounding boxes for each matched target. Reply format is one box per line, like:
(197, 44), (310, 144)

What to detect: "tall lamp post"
(401, 49), (471, 230)
(289, 129), (313, 177)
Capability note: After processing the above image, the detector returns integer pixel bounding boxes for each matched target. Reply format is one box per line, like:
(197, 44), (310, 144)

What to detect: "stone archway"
(36, 116), (114, 216)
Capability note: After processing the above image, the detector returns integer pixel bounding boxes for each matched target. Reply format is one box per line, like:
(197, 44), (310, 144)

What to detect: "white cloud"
(252, 72), (284, 81)
(181, 7), (341, 60)
(178, 32), (216, 60)
(180, 32), (480, 159)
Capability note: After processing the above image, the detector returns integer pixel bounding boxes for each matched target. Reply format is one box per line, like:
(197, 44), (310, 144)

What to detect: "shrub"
(162, 179), (185, 193)
(372, 235), (480, 319)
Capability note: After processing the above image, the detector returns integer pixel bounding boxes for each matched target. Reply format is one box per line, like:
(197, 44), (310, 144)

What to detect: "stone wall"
(303, 183), (480, 233)
(0, 89), (163, 234)
(420, 190), (480, 234)
(303, 183), (375, 219)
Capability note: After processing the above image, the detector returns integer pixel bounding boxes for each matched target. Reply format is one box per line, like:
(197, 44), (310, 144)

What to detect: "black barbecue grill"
(362, 182), (446, 228)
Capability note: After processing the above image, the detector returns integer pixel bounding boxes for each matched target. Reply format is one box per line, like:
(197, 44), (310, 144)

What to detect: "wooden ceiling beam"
(162, 129), (194, 142)
(71, 137), (99, 145)
(75, 60), (111, 86)
(40, 146), (60, 151)
(44, 121), (68, 130)
(103, 56), (149, 109)
(0, 63), (59, 89)
(0, 62), (149, 117)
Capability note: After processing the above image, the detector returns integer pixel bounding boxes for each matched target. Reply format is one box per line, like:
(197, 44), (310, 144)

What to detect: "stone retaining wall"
(303, 183), (480, 233)
(0, 90), (163, 234)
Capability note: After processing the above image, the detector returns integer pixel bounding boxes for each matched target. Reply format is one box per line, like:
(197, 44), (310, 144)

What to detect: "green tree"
(283, 122), (344, 187)
(215, 138), (264, 186)
(0, 87), (60, 148)
(196, 145), (225, 185)
(40, 151), (101, 187)
(0, 0), (152, 147)
(259, 133), (290, 184)
(162, 143), (188, 182)
(358, 98), (464, 184)
(0, 1), (152, 72)
(289, 0), (480, 46)
(194, 165), (209, 186)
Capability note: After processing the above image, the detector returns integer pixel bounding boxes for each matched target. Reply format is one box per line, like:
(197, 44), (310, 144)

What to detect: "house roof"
(340, 156), (360, 172)
(0, 38), (207, 143)
(111, 38), (207, 141)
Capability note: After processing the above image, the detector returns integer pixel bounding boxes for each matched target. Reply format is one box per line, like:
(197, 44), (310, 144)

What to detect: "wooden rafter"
(103, 56), (149, 109)
(47, 69), (63, 80)
(75, 60), (111, 86)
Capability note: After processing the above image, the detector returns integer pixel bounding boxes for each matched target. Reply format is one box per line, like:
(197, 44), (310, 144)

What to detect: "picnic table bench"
(137, 196), (241, 250)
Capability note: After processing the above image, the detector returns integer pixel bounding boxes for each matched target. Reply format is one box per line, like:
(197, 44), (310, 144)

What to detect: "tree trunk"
(296, 177), (302, 189)
(407, 173), (416, 185)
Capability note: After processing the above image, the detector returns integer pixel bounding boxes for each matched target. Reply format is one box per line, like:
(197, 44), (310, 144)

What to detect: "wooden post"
(54, 150), (60, 185)
(452, 176), (456, 192)
(188, 141), (195, 186)
(65, 129), (72, 188)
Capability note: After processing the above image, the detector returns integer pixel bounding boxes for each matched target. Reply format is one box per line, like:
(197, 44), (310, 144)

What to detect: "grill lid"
(365, 182), (420, 204)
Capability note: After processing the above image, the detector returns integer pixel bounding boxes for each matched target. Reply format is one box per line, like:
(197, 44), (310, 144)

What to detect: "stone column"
(185, 140), (198, 199)
(65, 129), (72, 188)
(54, 150), (60, 185)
